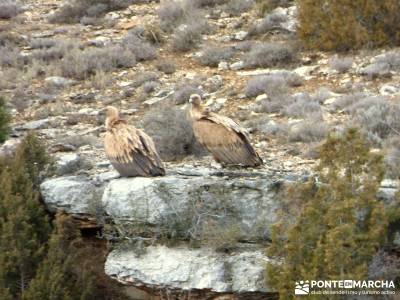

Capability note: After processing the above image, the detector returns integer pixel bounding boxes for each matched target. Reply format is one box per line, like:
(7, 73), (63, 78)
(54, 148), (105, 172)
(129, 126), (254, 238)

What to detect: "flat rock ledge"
(40, 166), (299, 239)
(105, 245), (273, 294)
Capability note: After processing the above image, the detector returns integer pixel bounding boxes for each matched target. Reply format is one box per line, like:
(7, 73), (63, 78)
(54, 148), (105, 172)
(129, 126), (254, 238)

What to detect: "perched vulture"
(104, 106), (165, 177)
(188, 94), (263, 167)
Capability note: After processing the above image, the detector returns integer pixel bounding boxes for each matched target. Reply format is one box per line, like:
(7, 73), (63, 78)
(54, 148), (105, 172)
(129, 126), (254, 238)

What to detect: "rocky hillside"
(1, 0), (400, 298)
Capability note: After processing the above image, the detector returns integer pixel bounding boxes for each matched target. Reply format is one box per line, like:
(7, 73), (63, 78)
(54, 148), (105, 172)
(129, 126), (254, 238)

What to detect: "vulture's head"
(105, 106), (119, 130)
(105, 106), (119, 120)
(189, 94), (202, 108)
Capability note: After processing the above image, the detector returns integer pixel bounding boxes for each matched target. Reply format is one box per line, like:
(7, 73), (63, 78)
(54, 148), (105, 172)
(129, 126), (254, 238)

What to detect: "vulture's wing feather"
(105, 121), (165, 177)
(193, 112), (262, 166)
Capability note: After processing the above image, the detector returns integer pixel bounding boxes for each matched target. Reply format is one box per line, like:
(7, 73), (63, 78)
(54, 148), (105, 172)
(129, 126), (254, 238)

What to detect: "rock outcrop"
(39, 164), (399, 297)
(40, 165), (297, 297)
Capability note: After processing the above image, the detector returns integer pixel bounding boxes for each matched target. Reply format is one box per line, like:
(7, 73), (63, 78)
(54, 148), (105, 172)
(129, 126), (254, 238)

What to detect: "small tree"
(23, 212), (93, 300)
(267, 129), (388, 299)
(298, 0), (400, 51)
(0, 97), (10, 144)
(0, 133), (51, 298)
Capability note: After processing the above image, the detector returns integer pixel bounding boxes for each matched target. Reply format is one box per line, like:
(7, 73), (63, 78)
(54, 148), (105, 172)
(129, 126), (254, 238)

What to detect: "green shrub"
(298, 0), (400, 51)
(267, 129), (388, 299)
(0, 97), (10, 144)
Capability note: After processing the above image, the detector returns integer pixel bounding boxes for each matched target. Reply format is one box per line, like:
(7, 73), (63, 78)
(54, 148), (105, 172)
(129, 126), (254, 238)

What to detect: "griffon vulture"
(188, 94), (263, 167)
(104, 106), (165, 177)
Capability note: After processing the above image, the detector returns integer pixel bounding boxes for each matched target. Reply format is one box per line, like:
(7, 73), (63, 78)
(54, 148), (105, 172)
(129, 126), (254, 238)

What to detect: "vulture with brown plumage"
(104, 106), (165, 177)
(188, 94), (263, 167)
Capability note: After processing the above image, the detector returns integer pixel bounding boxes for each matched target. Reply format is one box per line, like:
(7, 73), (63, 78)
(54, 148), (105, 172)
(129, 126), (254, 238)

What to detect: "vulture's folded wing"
(105, 122), (165, 176)
(193, 113), (262, 166)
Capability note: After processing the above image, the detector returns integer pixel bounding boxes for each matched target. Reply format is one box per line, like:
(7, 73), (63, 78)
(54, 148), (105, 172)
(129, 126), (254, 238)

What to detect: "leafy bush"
(0, 0), (21, 19)
(298, 0), (400, 50)
(0, 97), (10, 144)
(243, 42), (297, 68)
(196, 45), (234, 67)
(142, 106), (204, 161)
(267, 129), (387, 299)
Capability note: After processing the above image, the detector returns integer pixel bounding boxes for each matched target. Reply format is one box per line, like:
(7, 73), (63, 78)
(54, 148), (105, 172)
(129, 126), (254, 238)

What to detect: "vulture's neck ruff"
(105, 106), (124, 131)
(190, 102), (208, 120)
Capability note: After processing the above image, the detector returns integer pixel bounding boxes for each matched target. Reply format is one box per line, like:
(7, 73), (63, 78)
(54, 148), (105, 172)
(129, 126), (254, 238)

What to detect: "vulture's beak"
(188, 98), (193, 103)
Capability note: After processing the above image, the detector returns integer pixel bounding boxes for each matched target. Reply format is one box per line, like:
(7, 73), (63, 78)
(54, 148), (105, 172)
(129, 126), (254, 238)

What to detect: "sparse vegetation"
(284, 95), (322, 118)
(249, 9), (288, 35)
(356, 102), (400, 145)
(196, 45), (234, 67)
(329, 56), (353, 73)
(245, 73), (293, 98)
(288, 118), (328, 143)
(0, 0), (21, 19)
(174, 81), (203, 104)
(243, 42), (297, 68)
(130, 72), (159, 88)
(143, 105), (204, 161)
(171, 23), (204, 52)
(156, 61), (176, 74)
(299, 0), (400, 50)
(60, 45), (136, 80)
(48, 0), (145, 24)
(255, 0), (291, 16)
(224, 0), (254, 16)
(142, 81), (159, 94)
(122, 30), (157, 61)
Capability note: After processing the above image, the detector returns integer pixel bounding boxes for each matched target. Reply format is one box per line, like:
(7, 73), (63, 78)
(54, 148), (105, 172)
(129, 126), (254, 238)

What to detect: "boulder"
(40, 176), (101, 214)
(55, 153), (81, 175)
(105, 245), (274, 293)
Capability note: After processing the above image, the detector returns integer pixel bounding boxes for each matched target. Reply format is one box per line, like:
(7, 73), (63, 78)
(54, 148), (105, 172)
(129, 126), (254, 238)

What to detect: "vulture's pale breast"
(104, 121), (165, 177)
